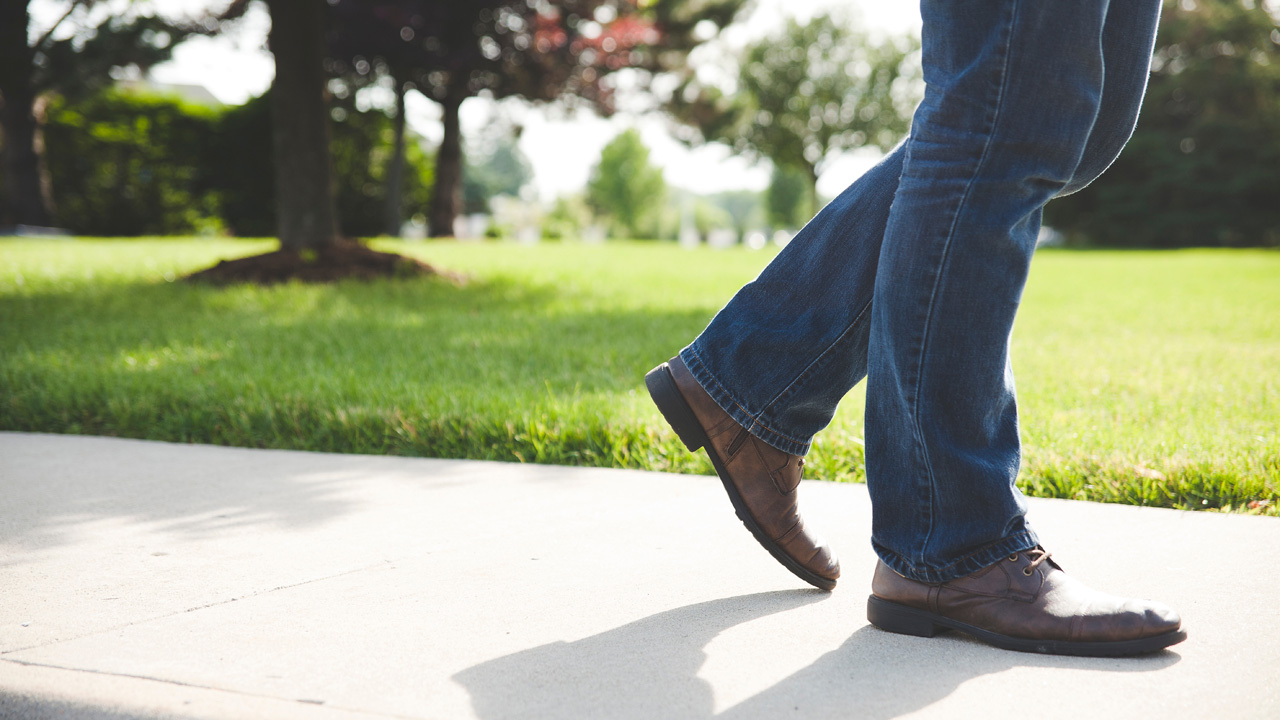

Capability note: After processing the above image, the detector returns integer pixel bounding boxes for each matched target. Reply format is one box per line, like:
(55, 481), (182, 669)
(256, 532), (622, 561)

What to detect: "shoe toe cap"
(807, 542), (840, 583)
(1141, 601), (1182, 634)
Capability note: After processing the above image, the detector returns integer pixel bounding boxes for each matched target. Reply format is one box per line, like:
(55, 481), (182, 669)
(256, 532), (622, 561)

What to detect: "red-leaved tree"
(327, 0), (748, 236)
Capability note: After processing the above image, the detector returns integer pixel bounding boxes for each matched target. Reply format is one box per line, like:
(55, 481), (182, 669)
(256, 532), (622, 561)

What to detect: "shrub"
(41, 87), (434, 238)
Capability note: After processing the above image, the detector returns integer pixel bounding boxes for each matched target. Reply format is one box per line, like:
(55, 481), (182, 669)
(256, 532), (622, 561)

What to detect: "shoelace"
(1011, 547), (1053, 576)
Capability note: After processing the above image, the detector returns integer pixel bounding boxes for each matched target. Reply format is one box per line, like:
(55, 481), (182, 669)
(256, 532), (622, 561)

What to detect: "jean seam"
(907, 0), (1019, 565)
(755, 296), (874, 435)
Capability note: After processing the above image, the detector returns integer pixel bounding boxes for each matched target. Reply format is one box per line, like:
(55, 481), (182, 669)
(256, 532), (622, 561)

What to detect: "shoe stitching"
(726, 426), (751, 459)
(773, 516), (805, 545)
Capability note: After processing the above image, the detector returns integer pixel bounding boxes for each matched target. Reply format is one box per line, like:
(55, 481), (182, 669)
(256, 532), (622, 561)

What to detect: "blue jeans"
(680, 0), (1162, 582)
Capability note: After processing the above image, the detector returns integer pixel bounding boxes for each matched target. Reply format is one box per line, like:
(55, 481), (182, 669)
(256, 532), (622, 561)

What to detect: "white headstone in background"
(708, 228), (737, 249)
(678, 195), (700, 248)
(745, 230), (768, 250)
(679, 225), (701, 248)
(773, 229), (795, 248)
(400, 216), (427, 241)
(491, 195), (544, 242)
(452, 214), (490, 240)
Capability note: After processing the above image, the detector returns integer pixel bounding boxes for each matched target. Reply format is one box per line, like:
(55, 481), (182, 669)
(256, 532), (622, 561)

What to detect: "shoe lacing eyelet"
(1021, 548), (1052, 577)
(1007, 554), (1019, 562)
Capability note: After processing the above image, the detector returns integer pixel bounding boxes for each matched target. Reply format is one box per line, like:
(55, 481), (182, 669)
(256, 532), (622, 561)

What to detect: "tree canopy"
(766, 164), (813, 231)
(325, 0), (749, 236)
(464, 133), (535, 214)
(1044, 0), (1280, 247)
(587, 128), (666, 239)
(669, 13), (919, 218)
(0, 0), (214, 227)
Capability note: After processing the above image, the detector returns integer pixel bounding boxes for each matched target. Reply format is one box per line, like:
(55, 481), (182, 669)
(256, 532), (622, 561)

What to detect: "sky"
(29, 0), (923, 201)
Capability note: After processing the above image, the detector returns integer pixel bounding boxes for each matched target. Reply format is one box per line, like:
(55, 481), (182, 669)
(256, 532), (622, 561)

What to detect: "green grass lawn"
(2, 238), (1277, 515)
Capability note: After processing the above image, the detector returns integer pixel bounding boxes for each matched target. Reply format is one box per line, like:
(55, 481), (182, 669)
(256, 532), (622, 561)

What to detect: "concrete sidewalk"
(0, 432), (1276, 720)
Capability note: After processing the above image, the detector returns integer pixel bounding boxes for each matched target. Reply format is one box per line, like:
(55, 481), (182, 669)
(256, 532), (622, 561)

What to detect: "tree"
(190, 0), (438, 283)
(0, 0), (210, 227)
(464, 132), (535, 214)
(257, 0), (336, 251)
(328, 95), (436, 238)
(706, 188), (765, 237)
(765, 164), (812, 230)
(37, 84), (435, 237)
(587, 128), (665, 239)
(670, 13), (918, 219)
(327, 0), (750, 237)
(1044, 0), (1280, 247)
(41, 89), (221, 236)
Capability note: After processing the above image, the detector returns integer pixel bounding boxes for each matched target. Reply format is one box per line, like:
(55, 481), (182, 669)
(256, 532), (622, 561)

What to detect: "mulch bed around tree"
(184, 241), (463, 285)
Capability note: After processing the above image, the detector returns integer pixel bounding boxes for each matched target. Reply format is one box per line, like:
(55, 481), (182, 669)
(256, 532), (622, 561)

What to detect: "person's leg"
(862, 0), (1182, 656)
(1062, 0), (1165, 197)
(677, 148), (904, 456)
(678, 0), (1162, 458)
(646, 152), (903, 589)
(651, 0), (1170, 606)
(866, 0), (1161, 583)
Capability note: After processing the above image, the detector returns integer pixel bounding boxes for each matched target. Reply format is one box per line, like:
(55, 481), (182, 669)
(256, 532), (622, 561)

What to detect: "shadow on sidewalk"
(454, 591), (1180, 720)
(0, 689), (155, 720)
(0, 436), (373, 561)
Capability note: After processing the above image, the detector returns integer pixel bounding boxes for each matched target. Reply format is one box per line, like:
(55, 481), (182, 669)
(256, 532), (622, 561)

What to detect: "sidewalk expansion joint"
(1, 561), (392, 656)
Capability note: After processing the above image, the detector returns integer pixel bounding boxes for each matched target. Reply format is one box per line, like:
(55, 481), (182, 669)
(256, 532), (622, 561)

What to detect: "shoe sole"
(866, 594), (1187, 657)
(645, 362), (836, 592)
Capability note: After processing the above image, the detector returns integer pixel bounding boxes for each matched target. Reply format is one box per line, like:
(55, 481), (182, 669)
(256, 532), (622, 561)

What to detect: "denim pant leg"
(867, 0), (1128, 582)
(681, 0), (1161, 581)
(680, 148), (905, 456)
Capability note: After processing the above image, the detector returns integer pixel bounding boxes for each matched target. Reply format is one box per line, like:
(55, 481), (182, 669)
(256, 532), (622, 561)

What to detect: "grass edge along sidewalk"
(1, 238), (1276, 516)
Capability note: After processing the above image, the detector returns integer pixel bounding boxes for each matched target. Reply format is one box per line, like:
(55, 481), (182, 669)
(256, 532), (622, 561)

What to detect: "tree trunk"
(804, 163), (819, 220)
(428, 93), (464, 238)
(383, 77), (407, 237)
(0, 1), (53, 227)
(265, 0), (337, 251)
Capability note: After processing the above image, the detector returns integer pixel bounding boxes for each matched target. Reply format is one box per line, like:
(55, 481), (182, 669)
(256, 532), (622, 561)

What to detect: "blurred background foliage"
(42, 89), (222, 237)
(1044, 0), (1280, 247)
(587, 127), (667, 239)
(463, 131), (534, 216)
(40, 86), (435, 238)
(324, 0), (751, 237)
(668, 12), (919, 220)
(2, 0), (1278, 247)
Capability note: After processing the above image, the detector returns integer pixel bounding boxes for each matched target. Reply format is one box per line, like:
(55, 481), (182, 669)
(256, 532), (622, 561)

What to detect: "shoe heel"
(867, 595), (943, 638)
(644, 363), (706, 452)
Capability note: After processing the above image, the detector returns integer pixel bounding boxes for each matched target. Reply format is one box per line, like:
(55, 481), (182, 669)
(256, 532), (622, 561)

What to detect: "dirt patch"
(185, 242), (463, 285)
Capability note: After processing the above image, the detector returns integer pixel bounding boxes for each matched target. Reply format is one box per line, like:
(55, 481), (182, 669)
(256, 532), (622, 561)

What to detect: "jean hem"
(872, 529), (1040, 583)
(678, 345), (813, 456)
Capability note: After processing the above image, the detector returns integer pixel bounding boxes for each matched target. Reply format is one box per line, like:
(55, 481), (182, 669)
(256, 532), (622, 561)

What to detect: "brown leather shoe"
(867, 547), (1185, 656)
(645, 356), (840, 590)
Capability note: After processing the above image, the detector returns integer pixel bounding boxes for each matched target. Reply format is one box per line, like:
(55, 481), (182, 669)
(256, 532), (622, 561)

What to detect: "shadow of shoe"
(717, 625), (1181, 719)
(454, 592), (1181, 720)
(452, 589), (829, 720)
